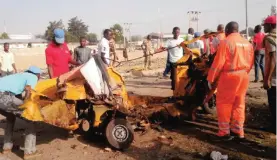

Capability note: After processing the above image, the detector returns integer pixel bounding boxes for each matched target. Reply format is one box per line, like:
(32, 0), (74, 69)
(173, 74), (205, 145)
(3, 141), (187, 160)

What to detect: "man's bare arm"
(268, 51), (276, 82)
(101, 52), (108, 65)
(24, 85), (32, 100)
(47, 65), (54, 79)
(12, 63), (17, 73)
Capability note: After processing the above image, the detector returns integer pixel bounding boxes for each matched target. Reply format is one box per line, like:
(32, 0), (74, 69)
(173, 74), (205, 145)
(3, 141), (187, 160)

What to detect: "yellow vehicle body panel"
(173, 48), (200, 97)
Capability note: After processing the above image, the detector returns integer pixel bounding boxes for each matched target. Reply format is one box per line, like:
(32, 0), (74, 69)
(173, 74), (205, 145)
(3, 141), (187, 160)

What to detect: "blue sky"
(0, 0), (275, 37)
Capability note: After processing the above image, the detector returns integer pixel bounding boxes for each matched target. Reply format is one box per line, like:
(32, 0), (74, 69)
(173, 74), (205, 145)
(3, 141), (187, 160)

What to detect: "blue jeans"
(163, 53), (171, 76)
(254, 50), (265, 81)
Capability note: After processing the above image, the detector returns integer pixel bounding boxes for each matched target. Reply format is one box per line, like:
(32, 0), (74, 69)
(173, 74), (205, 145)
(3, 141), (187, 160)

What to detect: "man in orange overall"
(212, 24), (226, 52)
(207, 21), (254, 140)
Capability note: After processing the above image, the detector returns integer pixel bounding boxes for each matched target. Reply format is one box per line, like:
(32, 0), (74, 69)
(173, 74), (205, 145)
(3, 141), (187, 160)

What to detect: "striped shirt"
(74, 47), (92, 64)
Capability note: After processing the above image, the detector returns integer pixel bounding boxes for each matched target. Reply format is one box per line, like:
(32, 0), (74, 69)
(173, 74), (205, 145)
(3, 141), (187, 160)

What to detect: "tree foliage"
(131, 35), (143, 42)
(110, 24), (124, 43)
(44, 20), (64, 41)
(0, 32), (10, 39)
(65, 31), (79, 43)
(240, 27), (255, 37)
(68, 17), (88, 39)
(86, 33), (98, 43)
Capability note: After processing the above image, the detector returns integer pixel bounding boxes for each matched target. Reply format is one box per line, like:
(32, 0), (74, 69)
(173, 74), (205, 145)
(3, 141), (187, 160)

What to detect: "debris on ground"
(157, 135), (173, 146)
(104, 147), (112, 152)
(210, 151), (228, 160)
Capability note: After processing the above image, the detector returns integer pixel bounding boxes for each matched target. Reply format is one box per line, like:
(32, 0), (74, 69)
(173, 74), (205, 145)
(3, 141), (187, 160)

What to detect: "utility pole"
(245, 0), (249, 39)
(123, 23), (132, 48)
(187, 11), (201, 31)
(4, 20), (6, 33)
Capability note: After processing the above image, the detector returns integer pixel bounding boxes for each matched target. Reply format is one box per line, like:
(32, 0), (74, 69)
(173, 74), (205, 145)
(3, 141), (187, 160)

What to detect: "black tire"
(105, 118), (134, 150)
(203, 94), (217, 115)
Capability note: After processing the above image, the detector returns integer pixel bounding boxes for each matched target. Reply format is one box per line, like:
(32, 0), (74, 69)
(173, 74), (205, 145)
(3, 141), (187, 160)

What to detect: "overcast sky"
(0, 0), (275, 37)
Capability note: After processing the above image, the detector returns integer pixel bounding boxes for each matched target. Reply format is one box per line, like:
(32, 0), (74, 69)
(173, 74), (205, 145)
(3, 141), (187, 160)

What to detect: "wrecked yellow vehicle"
(19, 55), (134, 150)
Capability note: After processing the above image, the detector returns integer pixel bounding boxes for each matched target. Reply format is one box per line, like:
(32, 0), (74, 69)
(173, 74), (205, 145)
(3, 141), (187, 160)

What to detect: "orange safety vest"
(217, 33), (226, 41)
(208, 33), (254, 83)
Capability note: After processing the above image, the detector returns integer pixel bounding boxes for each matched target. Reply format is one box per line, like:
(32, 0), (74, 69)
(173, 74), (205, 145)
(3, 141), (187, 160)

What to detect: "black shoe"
(210, 134), (234, 142)
(253, 80), (258, 83)
(231, 132), (247, 143)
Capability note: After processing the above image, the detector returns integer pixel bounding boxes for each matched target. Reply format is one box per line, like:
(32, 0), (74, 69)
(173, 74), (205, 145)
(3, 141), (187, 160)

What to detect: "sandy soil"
(0, 48), (275, 160)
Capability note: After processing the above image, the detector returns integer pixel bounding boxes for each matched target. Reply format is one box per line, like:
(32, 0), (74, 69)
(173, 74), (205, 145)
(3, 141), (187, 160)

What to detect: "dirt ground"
(0, 48), (275, 160)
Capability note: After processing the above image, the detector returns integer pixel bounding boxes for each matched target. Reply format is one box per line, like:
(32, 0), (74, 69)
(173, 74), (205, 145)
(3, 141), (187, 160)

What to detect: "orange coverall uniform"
(207, 33), (254, 137)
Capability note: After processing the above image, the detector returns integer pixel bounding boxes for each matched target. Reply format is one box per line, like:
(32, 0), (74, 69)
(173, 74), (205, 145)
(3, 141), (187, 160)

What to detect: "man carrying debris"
(0, 43), (17, 77)
(98, 29), (113, 66)
(45, 28), (79, 78)
(0, 66), (41, 159)
(164, 27), (184, 90)
(74, 37), (92, 65)
(207, 21), (254, 141)
(212, 24), (226, 52)
(141, 35), (153, 70)
(263, 15), (276, 133)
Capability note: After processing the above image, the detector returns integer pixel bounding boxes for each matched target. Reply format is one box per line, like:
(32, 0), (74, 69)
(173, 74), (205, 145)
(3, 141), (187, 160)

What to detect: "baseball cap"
(194, 32), (201, 38)
(263, 15), (276, 25)
(54, 28), (65, 44)
(27, 66), (41, 74)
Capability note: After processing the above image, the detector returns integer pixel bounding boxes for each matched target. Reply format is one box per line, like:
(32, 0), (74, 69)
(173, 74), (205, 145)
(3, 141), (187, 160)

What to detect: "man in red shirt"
(253, 25), (265, 82)
(45, 29), (79, 78)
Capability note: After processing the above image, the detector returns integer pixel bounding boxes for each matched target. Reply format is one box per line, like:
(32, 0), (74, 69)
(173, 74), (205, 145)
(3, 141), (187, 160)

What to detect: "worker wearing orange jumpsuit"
(207, 21), (254, 140)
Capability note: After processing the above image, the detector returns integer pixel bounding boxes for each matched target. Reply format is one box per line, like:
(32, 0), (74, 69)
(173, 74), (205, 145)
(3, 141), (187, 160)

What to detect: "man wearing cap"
(202, 29), (215, 55)
(0, 66), (42, 159)
(190, 32), (204, 55)
(263, 15), (276, 133)
(45, 28), (79, 79)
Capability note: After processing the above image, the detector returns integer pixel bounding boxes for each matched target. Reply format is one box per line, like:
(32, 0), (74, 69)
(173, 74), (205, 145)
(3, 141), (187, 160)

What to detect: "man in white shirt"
(165, 27), (184, 90)
(190, 32), (204, 55)
(0, 43), (17, 77)
(98, 29), (112, 65)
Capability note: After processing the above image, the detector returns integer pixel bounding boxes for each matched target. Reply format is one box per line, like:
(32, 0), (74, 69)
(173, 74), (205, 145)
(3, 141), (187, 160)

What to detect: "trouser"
(216, 71), (249, 138)
(1, 71), (13, 77)
(0, 92), (36, 155)
(169, 62), (176, 90)
(163, 53), (171, 76)
(254, 50), (265, 81)
(144, 52), (151, 69)
(267, 86), (276, 132)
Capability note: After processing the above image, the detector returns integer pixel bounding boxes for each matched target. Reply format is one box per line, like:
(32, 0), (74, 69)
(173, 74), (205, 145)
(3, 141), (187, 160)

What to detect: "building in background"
(9, 34), (34, 40)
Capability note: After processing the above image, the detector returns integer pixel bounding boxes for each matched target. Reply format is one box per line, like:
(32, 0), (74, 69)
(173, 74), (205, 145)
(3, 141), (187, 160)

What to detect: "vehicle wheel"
(203, 94), (217, 115)
(105, 118), (134, 150)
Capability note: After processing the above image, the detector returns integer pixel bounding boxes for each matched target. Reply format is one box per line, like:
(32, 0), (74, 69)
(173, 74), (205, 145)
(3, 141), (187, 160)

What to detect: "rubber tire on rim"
(203, 95), (217, 116)
(105, 118), (134, 150)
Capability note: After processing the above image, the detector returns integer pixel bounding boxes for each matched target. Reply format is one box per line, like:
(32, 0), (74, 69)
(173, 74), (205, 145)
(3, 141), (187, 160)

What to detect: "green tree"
(110, 24), (124, 43)
(240, 27), (255, 37)
(131, 35), (142, 42)
(44, 20), (64, 41)
(86, 33), (98, 43)
(65, 31), (79, 43)
(0, 32), (10, 39)
(68, 17), (88, 40)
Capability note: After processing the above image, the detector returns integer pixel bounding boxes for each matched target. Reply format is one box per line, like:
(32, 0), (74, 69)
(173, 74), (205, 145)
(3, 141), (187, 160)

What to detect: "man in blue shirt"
(0, 66), (41, 159)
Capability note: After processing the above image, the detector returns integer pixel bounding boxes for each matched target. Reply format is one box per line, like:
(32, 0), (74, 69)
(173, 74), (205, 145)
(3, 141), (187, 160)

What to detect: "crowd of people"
(0, 15), (275, 159)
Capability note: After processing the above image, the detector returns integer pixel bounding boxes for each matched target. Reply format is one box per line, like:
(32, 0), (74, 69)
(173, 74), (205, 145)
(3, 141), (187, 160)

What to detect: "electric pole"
(123, 23), (132, 48)
(245, 0), (249, 39)
(187, 11), (201, 31)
